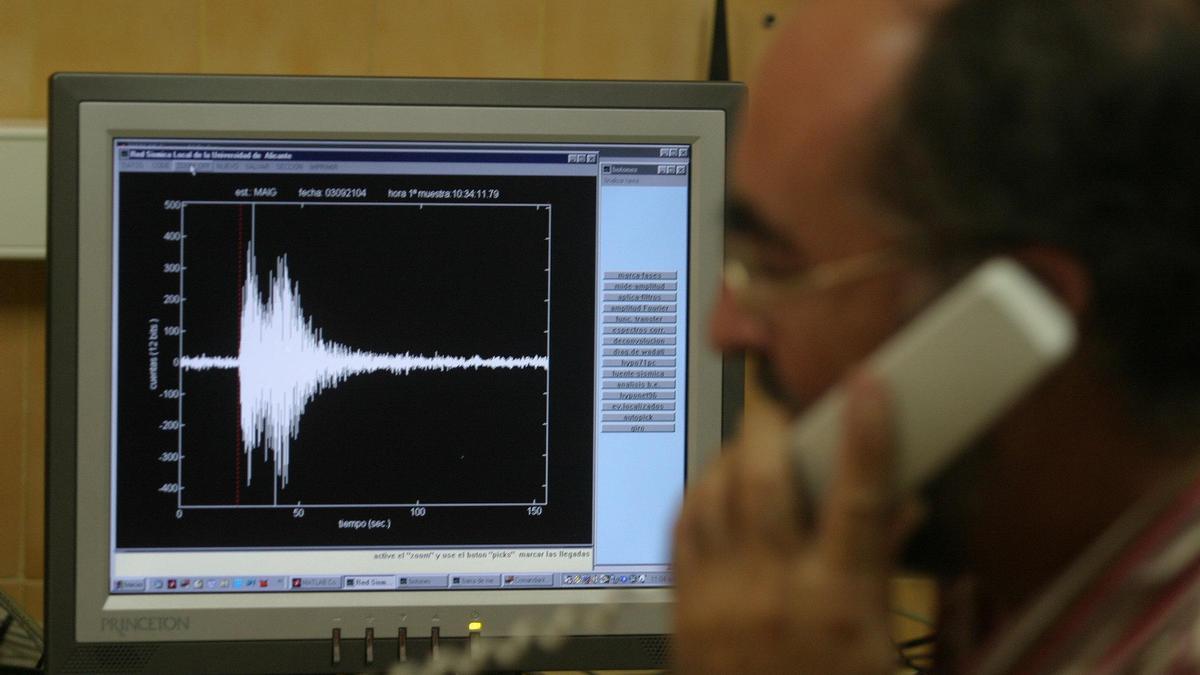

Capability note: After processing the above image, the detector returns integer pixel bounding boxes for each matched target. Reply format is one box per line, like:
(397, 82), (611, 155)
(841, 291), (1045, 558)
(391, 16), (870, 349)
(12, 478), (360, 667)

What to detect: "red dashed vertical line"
(235, 205), (244, 505)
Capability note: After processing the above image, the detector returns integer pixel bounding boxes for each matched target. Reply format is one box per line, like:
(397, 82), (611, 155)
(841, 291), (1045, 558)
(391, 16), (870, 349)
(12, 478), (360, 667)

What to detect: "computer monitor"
(46, 74), (743, 674)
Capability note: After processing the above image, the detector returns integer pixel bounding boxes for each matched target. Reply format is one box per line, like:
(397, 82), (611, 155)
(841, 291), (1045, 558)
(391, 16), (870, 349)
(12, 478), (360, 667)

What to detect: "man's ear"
(1012, 246), (1092, 318)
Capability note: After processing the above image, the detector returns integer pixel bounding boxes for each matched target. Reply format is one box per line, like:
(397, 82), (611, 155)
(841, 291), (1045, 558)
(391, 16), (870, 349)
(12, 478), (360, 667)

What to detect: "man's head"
(714, 0), (945, 412)
(716, 0), (1200, 586)
(716, 0), (1200, 433)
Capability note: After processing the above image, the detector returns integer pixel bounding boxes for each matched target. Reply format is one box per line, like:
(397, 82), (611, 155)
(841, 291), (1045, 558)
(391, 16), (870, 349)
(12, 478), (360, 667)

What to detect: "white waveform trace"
(179, 241), (548, 489)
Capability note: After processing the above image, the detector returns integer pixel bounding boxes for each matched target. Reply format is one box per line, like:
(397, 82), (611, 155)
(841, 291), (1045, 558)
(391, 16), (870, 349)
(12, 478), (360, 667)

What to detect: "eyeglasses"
(723, 233), (907, 312)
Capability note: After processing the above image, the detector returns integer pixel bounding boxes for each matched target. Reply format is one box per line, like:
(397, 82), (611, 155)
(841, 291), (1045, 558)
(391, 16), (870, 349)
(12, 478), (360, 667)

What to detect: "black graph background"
(114, 172), (597, 548)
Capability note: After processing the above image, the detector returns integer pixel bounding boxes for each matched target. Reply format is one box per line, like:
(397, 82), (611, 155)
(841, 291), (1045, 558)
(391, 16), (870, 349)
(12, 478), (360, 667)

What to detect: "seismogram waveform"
(179, 240), (548, 488)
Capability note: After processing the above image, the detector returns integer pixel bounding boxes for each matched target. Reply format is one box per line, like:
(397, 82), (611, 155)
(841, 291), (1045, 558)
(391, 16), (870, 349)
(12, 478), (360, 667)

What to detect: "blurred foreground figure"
(673, 1), (1200, 672)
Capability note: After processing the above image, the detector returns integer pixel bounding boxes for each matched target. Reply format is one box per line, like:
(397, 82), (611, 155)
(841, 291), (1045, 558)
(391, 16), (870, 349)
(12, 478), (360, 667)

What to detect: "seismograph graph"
(167, 201), (553, 508)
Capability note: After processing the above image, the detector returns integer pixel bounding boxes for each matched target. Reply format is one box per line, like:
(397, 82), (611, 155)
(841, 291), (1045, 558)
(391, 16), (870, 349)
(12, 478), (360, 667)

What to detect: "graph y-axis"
(177, 207), (186, 510)
(544, 205), (551, 506)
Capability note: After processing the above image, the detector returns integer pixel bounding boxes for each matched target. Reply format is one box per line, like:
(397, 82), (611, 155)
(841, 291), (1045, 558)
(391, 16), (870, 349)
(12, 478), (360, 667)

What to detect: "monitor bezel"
(47, 73), (744, 673)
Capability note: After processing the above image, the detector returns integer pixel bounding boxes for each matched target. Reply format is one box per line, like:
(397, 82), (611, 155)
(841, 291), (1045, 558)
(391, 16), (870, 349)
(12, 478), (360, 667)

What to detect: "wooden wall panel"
(8, 0), (722, 119)
(23, 580), (43, 624)
(543, 0), (714, 80)
(725, 0), (799, 82)
(372, 0), (545, 78)
(0, 582), (22, 612)
(0, 0), (37, 118)
(22, 269), (45, 581)
(30, 0), (204, 118)
(201, 0), (374, 75)
(0, 304), (22, 578)
(0, 261), (45, 622)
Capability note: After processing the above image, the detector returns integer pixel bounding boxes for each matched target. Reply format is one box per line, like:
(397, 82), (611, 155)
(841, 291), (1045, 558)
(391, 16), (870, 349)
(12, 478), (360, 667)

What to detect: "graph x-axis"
(179, 501), (549, 510)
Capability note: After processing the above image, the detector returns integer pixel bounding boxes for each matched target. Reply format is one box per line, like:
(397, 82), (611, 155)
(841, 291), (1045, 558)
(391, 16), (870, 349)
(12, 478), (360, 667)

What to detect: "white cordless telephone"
(790, 258), (1077, 499)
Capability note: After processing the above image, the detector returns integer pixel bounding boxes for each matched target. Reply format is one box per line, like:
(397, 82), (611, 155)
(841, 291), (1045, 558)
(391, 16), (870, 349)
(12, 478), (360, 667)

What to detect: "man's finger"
(818, 371), (896, 578)
(727, 397), (804, 548)
(676, 453), (738, 561)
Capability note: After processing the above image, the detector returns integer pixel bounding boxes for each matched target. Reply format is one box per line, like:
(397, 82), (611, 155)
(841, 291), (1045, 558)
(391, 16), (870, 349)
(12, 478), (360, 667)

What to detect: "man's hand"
(672, 373), (904, 674)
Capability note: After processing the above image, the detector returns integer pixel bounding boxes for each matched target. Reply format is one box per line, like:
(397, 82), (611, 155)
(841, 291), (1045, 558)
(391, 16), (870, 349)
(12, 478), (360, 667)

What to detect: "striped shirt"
(968, 470), (1200, 674)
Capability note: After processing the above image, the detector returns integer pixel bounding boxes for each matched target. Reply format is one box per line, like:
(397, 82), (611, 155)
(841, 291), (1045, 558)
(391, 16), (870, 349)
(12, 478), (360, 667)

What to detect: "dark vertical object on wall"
(707, 0), (741, 440)
(709, 0), (730, 81)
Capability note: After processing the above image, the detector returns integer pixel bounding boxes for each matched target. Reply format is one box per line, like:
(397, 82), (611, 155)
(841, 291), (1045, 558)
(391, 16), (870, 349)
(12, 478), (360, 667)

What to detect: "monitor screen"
(47, 74), (742, 673)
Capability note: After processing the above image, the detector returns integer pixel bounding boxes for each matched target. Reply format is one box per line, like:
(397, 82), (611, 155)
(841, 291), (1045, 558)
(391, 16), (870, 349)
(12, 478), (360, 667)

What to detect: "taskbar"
(110, 570), (673, 594)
